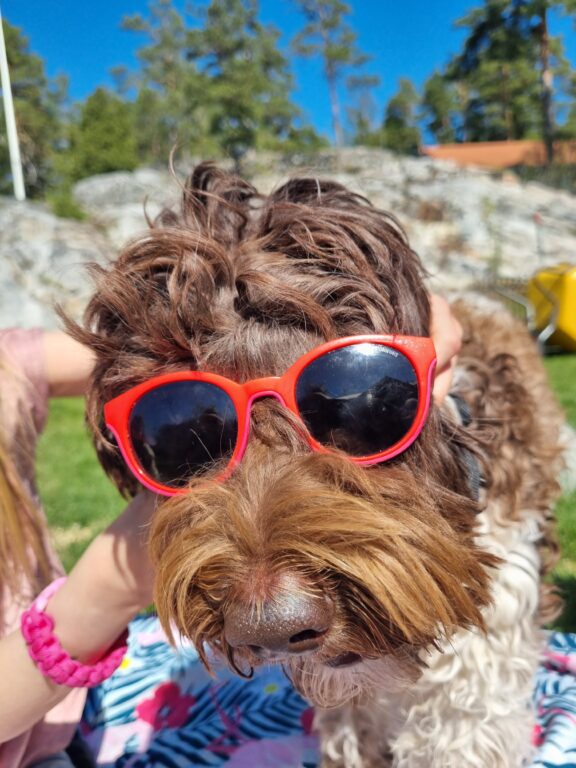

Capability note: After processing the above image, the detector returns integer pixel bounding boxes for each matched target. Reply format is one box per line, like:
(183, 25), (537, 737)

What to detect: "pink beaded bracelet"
(20, 577), (129, 688)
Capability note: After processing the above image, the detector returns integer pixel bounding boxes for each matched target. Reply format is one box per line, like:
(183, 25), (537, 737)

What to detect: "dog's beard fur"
(150, 404), (496, 706)
(288, 655), (420, 710)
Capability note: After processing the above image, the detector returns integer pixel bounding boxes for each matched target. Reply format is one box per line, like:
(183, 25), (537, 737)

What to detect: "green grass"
(37, 398), (124, 572)
(543, 354), (576, 631)
(38, 354), (576, 623)
(544, 354), (576, 426)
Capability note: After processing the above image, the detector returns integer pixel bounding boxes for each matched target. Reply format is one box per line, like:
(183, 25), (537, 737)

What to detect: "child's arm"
(0, 491), (155, 742)
(42, 331), (95, 397)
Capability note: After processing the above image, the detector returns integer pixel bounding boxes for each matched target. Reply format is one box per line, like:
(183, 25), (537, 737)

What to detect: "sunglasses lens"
(295, 343), (419, 457)
(128, 381), (238, 489)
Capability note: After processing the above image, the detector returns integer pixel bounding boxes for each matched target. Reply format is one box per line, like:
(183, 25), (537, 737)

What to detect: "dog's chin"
(220, 640), (421, 708)
(286, 654), (422, 708)
(216, 631), (426, 708)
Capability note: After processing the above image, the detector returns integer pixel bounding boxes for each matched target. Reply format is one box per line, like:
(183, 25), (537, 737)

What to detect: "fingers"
(429, 294), (462, 404)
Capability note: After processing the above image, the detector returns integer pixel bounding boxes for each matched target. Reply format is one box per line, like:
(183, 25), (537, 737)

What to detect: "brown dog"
(71, 163), (564, 767)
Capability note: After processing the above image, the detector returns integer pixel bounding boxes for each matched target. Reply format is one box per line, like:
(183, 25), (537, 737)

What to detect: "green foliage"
(421, 71), (462, 144)
(511, 163), (576, 194)
(187, 0), (300, 159)
(346, 74), (382, 146)
(381, 78), (421, 155)
(46, 185), (86, 220)
(5, 1), (576, 192)
(121, 0), (213, 163)
(450, 3), (540, 140)
(121, 0), (318, 163)
(0, 20), (64, 197)
(62, 88), (139, 181)
(292, 0), (378, 147)
(446, 1), (576, 145)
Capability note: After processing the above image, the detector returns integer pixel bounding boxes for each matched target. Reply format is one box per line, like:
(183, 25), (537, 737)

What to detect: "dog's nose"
(224, 591), (334, 659)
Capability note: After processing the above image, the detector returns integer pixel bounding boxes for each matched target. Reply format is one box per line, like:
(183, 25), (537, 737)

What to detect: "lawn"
(37, 399), (124, 572)
(38, 354), (576, 626)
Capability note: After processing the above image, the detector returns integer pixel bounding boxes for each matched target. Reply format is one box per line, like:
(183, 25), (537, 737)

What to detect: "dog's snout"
(224, 591), (334, 658)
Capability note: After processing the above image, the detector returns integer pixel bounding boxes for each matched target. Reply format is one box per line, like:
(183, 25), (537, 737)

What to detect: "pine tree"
(346, 73), (382, 146)
(292, 0), (376, 148)
(381, 78), (421, 155)
(187, 0), (303, 160)
(121, 0), (211, 163)
(121, 0), (316, 163)
(64, 88), (138, 181)
(421, 71), (462, 144)
(448, 0), (576, 158)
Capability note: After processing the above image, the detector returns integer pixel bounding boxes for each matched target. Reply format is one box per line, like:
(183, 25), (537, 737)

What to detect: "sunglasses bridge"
(238, 375), (290, 406)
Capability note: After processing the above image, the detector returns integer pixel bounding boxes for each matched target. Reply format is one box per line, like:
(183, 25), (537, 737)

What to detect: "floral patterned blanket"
(81, 617), (576, 767)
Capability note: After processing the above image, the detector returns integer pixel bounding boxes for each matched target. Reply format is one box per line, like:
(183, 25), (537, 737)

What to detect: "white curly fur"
(317, 499), (544, 768)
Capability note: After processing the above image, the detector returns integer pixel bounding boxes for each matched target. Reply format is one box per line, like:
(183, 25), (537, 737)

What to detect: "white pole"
(0, 6), (25, 201)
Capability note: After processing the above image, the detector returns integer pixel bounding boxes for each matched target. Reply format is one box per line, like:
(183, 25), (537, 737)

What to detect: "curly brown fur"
(452, 299), (564, 623)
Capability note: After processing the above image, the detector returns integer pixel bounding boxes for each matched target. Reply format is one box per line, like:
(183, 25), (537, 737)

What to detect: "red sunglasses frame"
(104, 334), (437, 496)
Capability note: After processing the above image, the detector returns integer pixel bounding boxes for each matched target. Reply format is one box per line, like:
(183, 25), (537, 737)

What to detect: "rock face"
(1, 148), (575, 328)
(0, 198), (111, 328)
(73, 168), (179, 249)
(246, 148), (576, 294)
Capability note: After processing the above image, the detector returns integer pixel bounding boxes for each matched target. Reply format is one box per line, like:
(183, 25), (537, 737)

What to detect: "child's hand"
(430, 294), (463, 404)
(48, 491), (157, 663)
(0, 492), (157, 741)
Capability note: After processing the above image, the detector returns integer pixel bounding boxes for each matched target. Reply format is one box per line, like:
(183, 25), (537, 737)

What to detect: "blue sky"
(2, 1), (575, 142)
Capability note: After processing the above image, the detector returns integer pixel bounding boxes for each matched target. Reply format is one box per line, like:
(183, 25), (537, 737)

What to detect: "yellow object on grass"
(527, 264), (576, 352)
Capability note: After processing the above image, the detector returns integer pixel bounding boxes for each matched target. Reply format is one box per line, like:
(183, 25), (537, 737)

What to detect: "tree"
(121, 0), (317, 163)
(63, 88), (138, 181)
(0, 19), (64, 196)
(121, 0), (211, 164)
(558, 72), (576, 139)
(381, 78), (421, 155)
(449, 0), (576, 158)
(421, 71), (462, 144)
(186, 0), (303, 160)
(346, 74), (383, 146)
(292, 0), (377, 148)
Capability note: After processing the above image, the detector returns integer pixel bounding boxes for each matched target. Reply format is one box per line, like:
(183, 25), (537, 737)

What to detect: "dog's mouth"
(324, 651), (363, 668)
(237, 645), (364, 670)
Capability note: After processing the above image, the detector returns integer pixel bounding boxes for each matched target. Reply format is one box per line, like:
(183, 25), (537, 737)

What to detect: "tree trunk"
(317, 5), (344, 150)
(327, 68), (343, 149)
(538, 4), (555, 164)
(501, 63), (514, 140)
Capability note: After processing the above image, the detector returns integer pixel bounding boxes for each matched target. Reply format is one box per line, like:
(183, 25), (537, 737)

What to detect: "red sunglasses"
(104, 334), (436, 496)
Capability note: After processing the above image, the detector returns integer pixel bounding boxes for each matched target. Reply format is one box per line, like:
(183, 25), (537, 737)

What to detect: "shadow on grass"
(552, 574), (576, 633)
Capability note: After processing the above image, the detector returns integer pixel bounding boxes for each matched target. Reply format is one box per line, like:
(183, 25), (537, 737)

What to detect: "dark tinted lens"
(129, 381), (238, 488)
(296, 343), (419, 457)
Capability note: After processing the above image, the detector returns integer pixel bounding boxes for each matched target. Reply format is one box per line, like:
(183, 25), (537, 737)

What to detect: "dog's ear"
(94, 420), (141, 498)
(59, 299), (156, 497)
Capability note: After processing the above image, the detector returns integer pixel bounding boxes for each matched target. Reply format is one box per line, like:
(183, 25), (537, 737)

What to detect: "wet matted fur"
(68, 163), (565, 767)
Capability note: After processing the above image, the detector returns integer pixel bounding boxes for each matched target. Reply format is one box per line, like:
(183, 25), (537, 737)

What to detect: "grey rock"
(0, 197), (110, 329)
(1, 148), (576, 328)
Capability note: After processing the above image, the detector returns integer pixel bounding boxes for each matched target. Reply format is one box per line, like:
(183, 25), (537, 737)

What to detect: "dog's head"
(75, 163), (495, 706)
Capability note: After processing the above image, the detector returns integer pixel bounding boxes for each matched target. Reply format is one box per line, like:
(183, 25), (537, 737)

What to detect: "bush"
(511, 163), (576, 195)
(46, 186), (86, 220)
